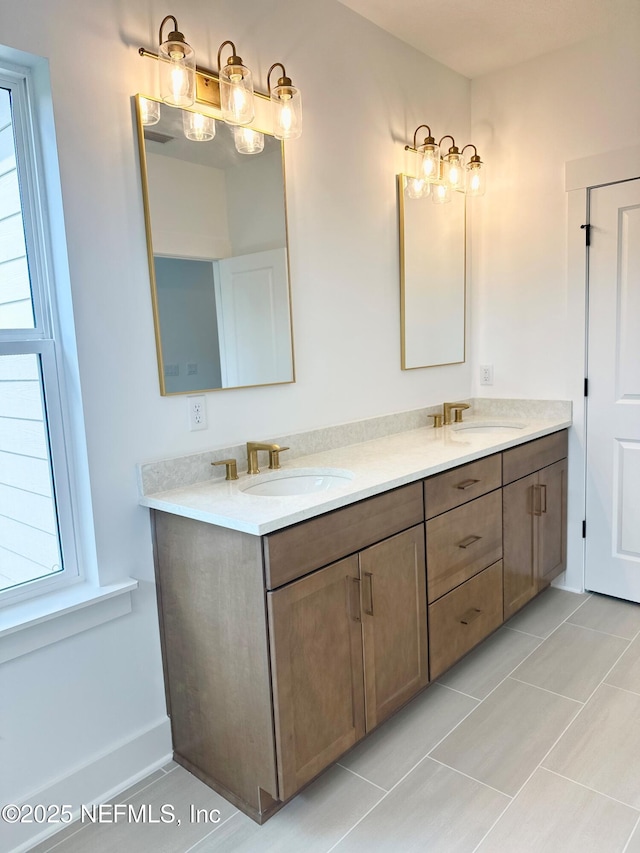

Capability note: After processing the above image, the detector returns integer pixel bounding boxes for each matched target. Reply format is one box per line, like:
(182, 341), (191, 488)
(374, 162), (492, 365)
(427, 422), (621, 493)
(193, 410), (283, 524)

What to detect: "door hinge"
(584, 377), (589, 397)
(580, 223), (591, 246)
(582, 520), (587, 538)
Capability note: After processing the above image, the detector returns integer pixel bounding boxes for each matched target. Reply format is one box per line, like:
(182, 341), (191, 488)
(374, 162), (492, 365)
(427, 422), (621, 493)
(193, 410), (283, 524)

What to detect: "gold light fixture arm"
(217, 40), (240, 72)
(267, 62), (291, 93)
(406, 124), (432, 152)
(159, 15), (179, 45)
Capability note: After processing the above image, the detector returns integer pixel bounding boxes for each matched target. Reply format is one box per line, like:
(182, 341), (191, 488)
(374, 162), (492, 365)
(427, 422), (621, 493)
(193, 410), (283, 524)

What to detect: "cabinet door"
(538, 458), (568, 589)
(267, 556), (365, 801)
(360, 526), (428, 731)
(503, 472), (538, 619)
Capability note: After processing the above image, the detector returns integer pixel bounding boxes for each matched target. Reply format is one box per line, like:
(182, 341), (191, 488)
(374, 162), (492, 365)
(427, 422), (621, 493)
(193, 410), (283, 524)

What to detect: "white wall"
(470, 11), (640, 590)
(0, 0), (471, 845)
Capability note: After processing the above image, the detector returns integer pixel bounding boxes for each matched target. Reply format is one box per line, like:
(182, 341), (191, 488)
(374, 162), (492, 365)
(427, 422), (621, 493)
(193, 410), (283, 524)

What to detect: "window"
(0, 65), (79, 605)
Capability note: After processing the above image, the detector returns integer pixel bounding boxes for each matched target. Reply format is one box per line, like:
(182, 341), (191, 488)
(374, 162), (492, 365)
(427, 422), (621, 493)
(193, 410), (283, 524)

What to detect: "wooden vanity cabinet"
(268, 525), (427, 800)
(503, 433), (568, 619)
(151, 428), (568, 823)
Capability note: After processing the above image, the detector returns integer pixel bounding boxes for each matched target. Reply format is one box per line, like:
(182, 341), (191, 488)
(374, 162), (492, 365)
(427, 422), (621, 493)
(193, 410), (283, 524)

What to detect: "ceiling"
(336, 0), (634, 78)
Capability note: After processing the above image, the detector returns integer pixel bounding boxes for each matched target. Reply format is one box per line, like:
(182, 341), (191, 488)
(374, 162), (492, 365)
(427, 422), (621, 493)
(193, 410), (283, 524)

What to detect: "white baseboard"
(3, 716), (172, 853)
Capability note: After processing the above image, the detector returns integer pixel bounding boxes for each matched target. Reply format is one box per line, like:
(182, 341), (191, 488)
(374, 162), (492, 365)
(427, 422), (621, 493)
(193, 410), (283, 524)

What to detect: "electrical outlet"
(187, 395), (207, 431)
(480, 364), (494, 386)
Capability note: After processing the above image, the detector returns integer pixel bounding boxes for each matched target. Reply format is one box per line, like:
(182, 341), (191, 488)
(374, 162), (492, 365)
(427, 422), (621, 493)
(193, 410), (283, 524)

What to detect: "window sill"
(0, 579), (138, 663)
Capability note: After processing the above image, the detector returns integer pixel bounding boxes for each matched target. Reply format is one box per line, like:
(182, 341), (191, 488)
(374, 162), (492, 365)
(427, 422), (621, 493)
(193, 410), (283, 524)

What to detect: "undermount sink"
(452, 422), (528, 435)
(240, 468), (354, 497)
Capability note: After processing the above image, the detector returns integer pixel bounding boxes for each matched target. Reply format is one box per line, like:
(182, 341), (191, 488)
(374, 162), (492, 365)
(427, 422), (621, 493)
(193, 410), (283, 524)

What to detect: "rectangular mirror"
(135, 94), (295, 394)
(398, 175), (466, 369)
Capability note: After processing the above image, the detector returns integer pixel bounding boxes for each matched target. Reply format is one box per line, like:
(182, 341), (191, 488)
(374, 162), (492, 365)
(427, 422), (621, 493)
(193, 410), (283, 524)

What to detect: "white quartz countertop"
(139, 414), (571, 536)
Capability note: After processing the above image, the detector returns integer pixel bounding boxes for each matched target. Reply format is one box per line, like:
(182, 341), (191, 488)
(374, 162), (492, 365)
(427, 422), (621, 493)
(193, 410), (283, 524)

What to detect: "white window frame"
(0, 64), (81, 605)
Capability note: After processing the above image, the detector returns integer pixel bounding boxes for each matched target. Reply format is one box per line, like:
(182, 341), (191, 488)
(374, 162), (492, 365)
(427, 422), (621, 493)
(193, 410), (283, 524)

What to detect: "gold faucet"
(443, 402), (471, 425)
(246, 442), (290, 474)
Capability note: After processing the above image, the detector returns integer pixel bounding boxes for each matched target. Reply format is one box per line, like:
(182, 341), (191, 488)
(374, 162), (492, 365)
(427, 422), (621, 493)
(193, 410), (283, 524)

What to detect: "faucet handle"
(451, 403), (471, 423)
(428, 414), (443, 429)
(269, 446), (289, 470)
(212, 459), (239, 480)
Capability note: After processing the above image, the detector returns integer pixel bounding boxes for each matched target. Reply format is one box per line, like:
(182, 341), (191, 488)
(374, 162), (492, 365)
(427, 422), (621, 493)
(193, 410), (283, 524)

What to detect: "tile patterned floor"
(31, 590), (640, 853)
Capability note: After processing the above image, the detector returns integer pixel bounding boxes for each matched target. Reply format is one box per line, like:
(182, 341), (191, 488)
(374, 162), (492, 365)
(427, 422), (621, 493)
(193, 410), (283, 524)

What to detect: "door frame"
(565, 144), (640, 592)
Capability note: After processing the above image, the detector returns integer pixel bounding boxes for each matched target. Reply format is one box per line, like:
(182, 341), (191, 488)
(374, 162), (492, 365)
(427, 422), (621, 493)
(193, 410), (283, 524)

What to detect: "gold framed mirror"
(398, 174), (466, 369)
(135, 94), (295, 394)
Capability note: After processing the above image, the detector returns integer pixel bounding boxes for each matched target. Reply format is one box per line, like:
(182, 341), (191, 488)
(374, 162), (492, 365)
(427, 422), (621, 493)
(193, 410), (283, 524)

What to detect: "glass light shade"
(159, 37), (196, 107)
(140, 97), (160, 126)
(233, 125), (264, 154)
(220, 63), (254, 125)
(404, 176), (430, 199)
(183, 110), (216, 142)
(271, 85), (302, 140)
(418, 143), (440, 182)
(466, 160), (486, 196)
(444, 152), (464, 190)
(432, 182), (451, 204)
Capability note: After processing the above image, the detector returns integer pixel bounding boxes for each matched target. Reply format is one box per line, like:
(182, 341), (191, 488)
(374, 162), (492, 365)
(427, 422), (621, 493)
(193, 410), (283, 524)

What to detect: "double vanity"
(140, 402), (570, 823)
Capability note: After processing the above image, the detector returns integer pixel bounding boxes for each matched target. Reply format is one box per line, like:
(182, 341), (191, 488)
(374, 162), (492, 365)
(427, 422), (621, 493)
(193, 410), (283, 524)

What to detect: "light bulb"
(171, 66), (186, 102)
(139, 97), (160, 126)
(183, 110), (216, 142)
(405, 177), (429, 199)
(158, 23), (195, 107)
(465, 159), (486, 196)
(233, 126), (264, 154)
(432, 182), (451, 204)
(220, 59), (254, 125)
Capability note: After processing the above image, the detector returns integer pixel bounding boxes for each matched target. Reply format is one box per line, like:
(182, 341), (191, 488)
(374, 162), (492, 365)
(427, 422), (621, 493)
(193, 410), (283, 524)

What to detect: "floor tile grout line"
(336, 764), (389, 793)
(435, 682), (481, 701)
(470, 616), (637, 853)
(182, 811), (240, 853)
(542, 767), (640, 811)
(564, 620), (635, 641)
(601, 682), (640, 700)
(622, 812), (640, 853)
(507, 676), (585, 704)
(427, 756), (514, 800)
(502, 625), (547, 640)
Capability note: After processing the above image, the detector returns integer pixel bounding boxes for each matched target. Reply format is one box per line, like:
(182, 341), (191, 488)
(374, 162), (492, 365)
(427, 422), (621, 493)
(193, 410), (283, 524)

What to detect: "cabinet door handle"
(540, 483), (548, 514)
(456, 478), (480, 490)
(346, 576), (361, 623)
(532, 484), (542, 516)
(460, 607), (482, 625)
(363, 572), (374, 616)
(458, 534), (482, 549)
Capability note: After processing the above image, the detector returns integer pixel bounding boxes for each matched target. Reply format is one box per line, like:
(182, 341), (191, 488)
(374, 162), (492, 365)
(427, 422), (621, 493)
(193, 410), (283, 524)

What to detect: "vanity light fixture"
(267, 63), (302, 140)
(182, 109), (216, 141)
(233, 125), (265, 154)
(140, 19), (302, 141)
(157, 15), (196, 107)
(139, 96), (160, 126)
(404, 124), (486, 198)
(217, 41), (255, 125)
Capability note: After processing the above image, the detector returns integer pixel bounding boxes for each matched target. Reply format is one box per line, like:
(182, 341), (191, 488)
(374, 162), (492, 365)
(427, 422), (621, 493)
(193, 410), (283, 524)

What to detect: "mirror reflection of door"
(137, 96), (295, 394)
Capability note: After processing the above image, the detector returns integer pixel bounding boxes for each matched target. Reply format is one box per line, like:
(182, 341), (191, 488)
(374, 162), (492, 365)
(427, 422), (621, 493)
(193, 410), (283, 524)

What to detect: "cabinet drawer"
(264, 483), (424, 589)
(424, 454), (502, 519)
(429, 560), (504, 680)
(426, 490), (502, 602)
(502, 430), (568, 485)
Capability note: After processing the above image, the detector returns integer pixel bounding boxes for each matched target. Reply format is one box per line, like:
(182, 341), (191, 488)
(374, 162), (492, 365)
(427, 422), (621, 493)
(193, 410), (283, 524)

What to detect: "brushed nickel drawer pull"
(460, 607), (482, 625)
(363, 572), (374, 616)
(346, 576), (361, 623)
(456, 478), (481, 490)
(458, 534), (482, 549)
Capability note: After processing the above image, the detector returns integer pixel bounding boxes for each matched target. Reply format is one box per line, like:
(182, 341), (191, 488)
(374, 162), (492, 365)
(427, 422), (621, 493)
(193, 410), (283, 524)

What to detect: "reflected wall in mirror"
(398, 175), (466, 369)
(136, 95), (295, 394)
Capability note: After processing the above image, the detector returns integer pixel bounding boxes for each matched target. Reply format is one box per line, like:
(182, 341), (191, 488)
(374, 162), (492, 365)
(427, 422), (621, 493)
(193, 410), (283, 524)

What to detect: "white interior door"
(585, 178), (640, 601)
(215, 248), (292, 388)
